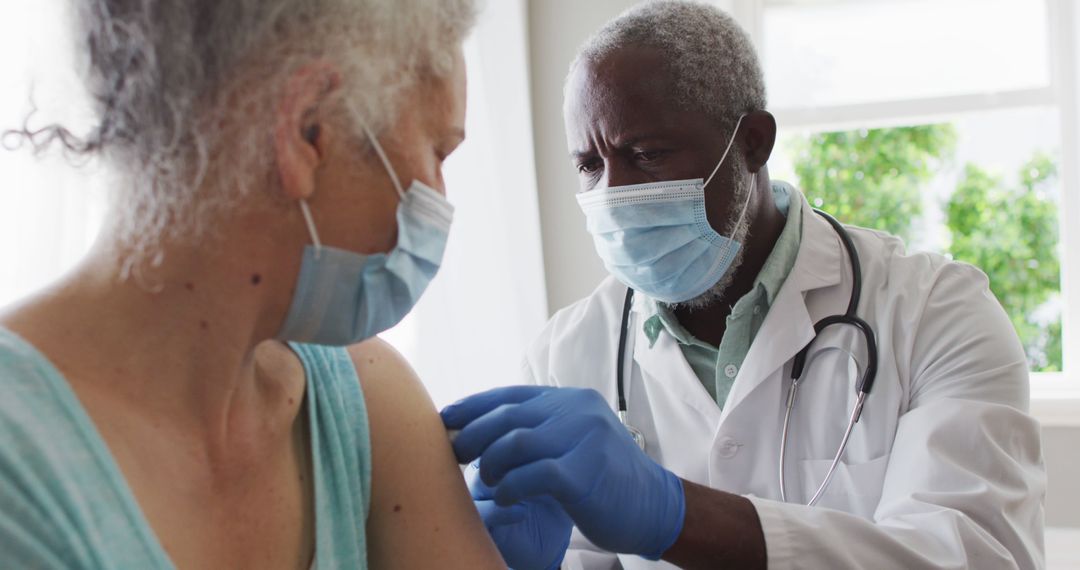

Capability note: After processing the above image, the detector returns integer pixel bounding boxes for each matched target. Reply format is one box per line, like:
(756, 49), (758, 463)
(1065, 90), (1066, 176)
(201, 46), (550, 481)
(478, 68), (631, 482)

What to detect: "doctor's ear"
(740, 111), (777, 173)
(273, 62), (341, 201)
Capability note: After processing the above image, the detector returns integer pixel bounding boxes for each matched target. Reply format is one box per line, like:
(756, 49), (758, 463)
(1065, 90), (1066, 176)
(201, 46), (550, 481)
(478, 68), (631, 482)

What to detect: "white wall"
(1044, 426), (1080, 527)
(526, 0), (633, 313)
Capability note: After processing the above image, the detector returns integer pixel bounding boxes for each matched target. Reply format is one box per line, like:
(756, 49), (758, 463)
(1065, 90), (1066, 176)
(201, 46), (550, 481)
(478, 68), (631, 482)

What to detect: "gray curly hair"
(6, 0), (476, 267)
(569, 0), (766, 130)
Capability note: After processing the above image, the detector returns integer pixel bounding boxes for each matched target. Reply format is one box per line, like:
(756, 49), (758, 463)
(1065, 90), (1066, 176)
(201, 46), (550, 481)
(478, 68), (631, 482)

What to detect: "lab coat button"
(716, 437), (741, 458)
(724, 364), (739, 378)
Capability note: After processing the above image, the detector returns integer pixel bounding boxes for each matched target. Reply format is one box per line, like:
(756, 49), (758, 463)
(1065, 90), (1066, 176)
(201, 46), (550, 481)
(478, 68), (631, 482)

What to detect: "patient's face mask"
(576, 115), (754, 304)
(276, 116), (454, 345)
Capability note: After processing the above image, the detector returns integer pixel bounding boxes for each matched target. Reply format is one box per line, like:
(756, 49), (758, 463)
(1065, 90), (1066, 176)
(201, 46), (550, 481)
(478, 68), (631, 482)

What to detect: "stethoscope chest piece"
(619, 410), (647, 451)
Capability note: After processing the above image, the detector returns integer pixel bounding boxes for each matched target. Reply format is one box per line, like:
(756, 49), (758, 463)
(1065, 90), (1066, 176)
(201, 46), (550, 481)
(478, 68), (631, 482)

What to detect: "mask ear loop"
(702, 113), (757, 242)
(360, 123), (406, 199)
(299, 200), (323, 259)
(703, 113), (747, 189)
(732, 171), (756, 231)
(296, 120), (405, 261)
(715, 171), (756, 262)
(686, 168), (755, 299)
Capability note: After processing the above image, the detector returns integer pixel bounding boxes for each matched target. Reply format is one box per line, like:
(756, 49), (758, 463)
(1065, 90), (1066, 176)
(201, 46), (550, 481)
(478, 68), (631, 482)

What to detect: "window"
(764, 0), (1051, 108)
(729, 0), (1080, 395)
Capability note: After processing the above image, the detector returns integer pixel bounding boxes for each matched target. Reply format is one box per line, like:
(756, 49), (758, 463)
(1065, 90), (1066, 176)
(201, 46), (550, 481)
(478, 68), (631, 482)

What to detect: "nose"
(602, 160), (645, 189)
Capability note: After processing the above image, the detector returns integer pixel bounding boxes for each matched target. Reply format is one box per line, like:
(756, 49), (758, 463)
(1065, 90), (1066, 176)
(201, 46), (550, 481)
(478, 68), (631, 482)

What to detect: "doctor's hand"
(442, 386), (686, 561)
(467, 462), (572, 570)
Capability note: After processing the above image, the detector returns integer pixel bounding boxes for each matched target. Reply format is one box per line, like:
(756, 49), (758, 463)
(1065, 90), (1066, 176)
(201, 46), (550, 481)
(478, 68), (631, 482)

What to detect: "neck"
(2, 221), (304, 448)
(674, 174), (786, 347)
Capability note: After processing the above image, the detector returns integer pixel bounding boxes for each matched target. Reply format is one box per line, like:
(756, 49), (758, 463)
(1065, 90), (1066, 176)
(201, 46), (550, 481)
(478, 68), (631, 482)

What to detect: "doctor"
(441, 1), (1045, 568)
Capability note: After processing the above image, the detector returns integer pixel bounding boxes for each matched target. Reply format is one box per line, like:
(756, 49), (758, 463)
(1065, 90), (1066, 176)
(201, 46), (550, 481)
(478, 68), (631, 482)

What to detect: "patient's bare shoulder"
(347, 338), (439, 428)
(346, 338), (504, 569)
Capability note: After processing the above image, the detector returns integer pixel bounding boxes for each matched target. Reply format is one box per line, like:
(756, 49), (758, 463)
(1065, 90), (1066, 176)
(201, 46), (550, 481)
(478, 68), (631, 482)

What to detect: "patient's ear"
(273, 62), (341, 202)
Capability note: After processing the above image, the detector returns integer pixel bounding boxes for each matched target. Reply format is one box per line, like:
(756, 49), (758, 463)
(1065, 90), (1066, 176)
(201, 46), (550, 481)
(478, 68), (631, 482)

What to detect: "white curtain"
(0, 0), (550, 408)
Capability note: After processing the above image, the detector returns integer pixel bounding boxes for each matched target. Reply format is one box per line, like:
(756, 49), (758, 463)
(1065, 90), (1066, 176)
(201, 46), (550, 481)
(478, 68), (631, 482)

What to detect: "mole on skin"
(251, 273), (262, 286)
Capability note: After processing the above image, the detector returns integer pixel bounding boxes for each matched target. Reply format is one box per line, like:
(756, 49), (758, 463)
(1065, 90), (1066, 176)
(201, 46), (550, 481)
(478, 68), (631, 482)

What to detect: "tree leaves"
(946, 153), (1061, 371)
(791, 126), (1061, 371)
(792, 125), (957, 241)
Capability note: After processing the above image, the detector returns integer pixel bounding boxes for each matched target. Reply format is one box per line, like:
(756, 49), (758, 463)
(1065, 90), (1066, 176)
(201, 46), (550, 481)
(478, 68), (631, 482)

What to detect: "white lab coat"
(522, 190), (1045, 569)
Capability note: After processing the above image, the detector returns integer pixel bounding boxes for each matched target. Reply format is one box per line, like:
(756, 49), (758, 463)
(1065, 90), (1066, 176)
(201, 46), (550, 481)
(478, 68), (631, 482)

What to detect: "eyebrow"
(569, 134), (670, 159)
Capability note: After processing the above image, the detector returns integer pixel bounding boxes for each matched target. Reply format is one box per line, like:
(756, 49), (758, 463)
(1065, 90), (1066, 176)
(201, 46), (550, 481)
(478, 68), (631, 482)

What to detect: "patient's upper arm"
(348, 339), (504, 569)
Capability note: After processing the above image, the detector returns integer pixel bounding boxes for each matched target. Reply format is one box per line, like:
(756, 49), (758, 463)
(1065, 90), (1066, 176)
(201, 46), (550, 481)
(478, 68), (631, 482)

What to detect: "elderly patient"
(0, 0), (504, 568)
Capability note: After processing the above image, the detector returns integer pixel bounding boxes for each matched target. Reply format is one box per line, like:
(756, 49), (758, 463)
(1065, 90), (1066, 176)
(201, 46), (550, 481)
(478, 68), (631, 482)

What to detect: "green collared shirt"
(642, 182), (804, 408)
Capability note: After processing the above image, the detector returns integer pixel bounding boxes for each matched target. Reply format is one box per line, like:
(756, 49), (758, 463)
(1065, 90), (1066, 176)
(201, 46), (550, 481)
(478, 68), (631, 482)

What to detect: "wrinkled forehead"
(567, 47), (673, 121)
(564, 46), (709, 147)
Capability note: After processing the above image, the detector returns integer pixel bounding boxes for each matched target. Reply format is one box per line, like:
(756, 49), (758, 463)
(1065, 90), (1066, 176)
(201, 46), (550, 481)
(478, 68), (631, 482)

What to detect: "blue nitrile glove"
(467, 461), (572, 570)
(441, 386), (685, 560)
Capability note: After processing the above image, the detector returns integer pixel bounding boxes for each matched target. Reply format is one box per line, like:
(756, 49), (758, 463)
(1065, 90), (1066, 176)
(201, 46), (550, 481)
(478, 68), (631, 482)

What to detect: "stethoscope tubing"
(614, 209), (878, 505)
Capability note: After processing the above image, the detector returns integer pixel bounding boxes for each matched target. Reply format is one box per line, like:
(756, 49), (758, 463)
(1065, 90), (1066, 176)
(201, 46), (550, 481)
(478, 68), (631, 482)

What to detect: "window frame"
(727, 0), (1080, 417)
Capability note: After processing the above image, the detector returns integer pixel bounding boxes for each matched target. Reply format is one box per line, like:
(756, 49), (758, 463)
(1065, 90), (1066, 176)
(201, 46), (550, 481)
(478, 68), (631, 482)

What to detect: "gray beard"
(666, 166), (754, 312)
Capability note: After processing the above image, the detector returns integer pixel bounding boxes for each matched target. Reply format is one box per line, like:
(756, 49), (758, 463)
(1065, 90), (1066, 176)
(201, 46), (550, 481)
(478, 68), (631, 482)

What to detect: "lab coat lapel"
(630, 294), (723, 424)
(719, 194), (847, 422)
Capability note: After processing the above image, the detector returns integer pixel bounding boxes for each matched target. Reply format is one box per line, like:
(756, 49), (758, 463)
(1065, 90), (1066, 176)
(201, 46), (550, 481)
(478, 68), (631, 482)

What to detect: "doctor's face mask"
(576, 114), (754, 304)
(276, 112), (455, 346)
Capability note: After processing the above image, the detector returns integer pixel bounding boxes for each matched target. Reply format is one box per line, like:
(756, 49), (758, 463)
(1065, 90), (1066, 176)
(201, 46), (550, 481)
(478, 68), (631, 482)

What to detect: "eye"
(577, 158), (602, 175)
(435, 133), (464, 164)
(634, 149), (664, 162)
(434, 145), (454, 165)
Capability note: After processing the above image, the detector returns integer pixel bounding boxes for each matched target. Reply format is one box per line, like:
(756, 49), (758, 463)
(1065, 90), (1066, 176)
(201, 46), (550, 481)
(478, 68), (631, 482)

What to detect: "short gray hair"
(569, 0), (766, 130)
(7, 0), (476, 264)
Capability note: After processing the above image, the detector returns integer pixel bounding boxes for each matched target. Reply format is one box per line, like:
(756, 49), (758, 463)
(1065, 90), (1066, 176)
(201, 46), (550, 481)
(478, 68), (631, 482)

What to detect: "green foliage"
(790, 126), (1062, 372)
(945, 153), (1061, 371)
(791, 125), (957, 241)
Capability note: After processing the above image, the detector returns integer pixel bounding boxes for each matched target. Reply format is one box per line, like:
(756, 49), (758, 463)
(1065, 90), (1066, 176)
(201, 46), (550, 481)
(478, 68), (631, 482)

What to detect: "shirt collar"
(643, 299), (708, 349)
(753, 181), (803, 306)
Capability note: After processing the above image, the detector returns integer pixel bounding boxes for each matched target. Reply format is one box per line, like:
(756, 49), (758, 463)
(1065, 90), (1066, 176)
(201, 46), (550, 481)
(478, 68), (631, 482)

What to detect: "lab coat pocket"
(798, 455), (889, 520)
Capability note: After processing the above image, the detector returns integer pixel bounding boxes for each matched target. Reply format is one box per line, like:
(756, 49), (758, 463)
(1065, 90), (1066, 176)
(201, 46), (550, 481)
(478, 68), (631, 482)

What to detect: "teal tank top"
(0, 328), (371, 569)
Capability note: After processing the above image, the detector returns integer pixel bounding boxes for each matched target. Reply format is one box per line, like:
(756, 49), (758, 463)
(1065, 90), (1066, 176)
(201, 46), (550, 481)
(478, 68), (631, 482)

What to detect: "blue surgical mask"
(276, 121), (454, 345)
(576, 115), (753, 304)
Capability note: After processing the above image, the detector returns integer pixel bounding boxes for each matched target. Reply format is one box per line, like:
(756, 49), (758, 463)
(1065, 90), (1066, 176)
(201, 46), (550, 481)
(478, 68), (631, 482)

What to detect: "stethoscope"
(614, 209), (878, 506)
